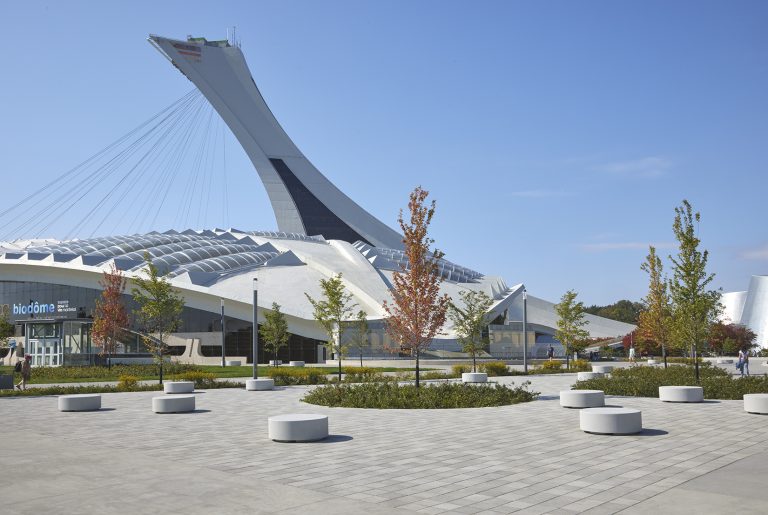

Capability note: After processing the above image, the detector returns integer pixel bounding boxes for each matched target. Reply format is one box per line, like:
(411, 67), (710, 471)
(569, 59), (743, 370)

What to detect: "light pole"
(522, 288), (528, 374)
(252, 278), (258, 379)
(220, 299), (226, 368)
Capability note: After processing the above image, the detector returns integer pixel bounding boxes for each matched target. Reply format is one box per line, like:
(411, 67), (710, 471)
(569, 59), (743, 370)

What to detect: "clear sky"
(1, 0), (766, 306)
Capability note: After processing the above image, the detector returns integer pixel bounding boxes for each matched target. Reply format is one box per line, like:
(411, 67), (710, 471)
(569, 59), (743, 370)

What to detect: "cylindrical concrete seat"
(59, 394), (101, 412)
(560, 390), (604, 408)
(717, 359), (734, 364)
(659, 386), (703, 403)
(743, 394), (768, 414)
(269, 360), (282, 366)
(225, 360), (241, 366)
(461, 372), (488, 383)
(152, 395), (195, 413)
(164, 381), (194, 394)
(246, 378), (275, 391)
(580, 408), (642, 435)
(647, 359), (658, 365)
(577, 371), (604, 381)
(592, 365), (614, 374)
(289, 361), (305, 367)
(268, 414), (328, 442)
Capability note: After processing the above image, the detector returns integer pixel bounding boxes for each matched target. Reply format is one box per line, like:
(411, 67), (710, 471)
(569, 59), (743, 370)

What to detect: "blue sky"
(1, 0), (766, 305)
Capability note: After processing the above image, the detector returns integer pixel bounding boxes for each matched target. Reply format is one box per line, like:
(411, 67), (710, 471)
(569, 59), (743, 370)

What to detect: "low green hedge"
(573, 363), (767, 399)
(0, 384), (162, 397)
(302, 381), (539, 409)
(265, 367), (329, 385)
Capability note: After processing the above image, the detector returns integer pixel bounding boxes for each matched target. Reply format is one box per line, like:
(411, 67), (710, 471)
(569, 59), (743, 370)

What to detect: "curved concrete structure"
(721, 275), (768, 349)
(288, 361), (305, 367)
(225, 360), (241, 367)
(659, 386), (703, 403)
(560, 390), (604, 408)
(164, 381), (195, 394)
(152, 395), (195, 413)
(577, 372), (604, 381)
(246, 378), (275, 391)
(580, 408), (642, 435)
(148, 35), (403, 250)
(268, 414), (328, 442)
(58, 394), (101, 412)
(461, 372), (488, 383)
(592, 365), (614, 374)
(743, 394), (768, 414)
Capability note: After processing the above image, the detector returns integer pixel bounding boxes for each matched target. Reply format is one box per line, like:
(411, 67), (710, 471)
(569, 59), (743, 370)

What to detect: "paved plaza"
(1, 373), (767, 514)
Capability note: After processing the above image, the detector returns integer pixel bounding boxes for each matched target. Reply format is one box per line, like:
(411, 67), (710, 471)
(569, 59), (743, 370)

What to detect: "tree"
(638, 246), (673, 368)
(306, 273), (356, 383)
(447, 290), (493, 372)
(708, 322), (756, 356)
(92, 263), (129, 369)
(260, 302), (289, 366)
(584, 300), (643, 324)
(132, 253), (185, 384)
(348, 309), (369, 368)
(0, 309), (15, 364)
(554, 290), (589, 370)
(668, 200), (721, 381)
(383, 186), (450, 387)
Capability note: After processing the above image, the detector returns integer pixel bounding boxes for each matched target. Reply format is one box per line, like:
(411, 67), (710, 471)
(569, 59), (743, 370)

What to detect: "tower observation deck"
(148, 34), (403, 249)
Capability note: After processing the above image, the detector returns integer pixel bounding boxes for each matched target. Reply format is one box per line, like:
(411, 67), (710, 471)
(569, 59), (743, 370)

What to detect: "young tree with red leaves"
(92, 263), (129, 369)
(383, 186), (450, 387)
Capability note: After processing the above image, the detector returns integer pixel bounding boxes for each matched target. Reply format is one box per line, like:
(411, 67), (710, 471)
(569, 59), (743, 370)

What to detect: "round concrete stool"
(269, 360), (282, 366)
(225, 360), (241, 366)
(462, 372), (488, 383)
(269, 414), (328, 442)
(246, 378), (275, 391)
(647, 359), (658, 365)
(560, 390), (604, 408)
(580, 408), (642, 435)
(152, 395), (195, 413)
(577, 371), (604, 381)
(592, 365), (614, 374)
(59, 394), (101, 412)
(289, 361), (305, 367)
(717, 359), (734, 364)
(164, 381), (194, 394)
(659, 386), (703, 403)
(743, 394), (768, 414)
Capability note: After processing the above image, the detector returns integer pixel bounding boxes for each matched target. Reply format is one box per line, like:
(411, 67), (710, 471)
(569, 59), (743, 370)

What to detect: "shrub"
(478, 361), (509, 376)
(451, 364), (471, 377)
(0, 384), (163, 397)
(571, 362), (764, 399)
(117, 375), (139, 391)
(175, 371), (218, 389)
(342, 367), (388, 383)
(570, 359), (592, 372)
(421, 370), (450, 380)
(538, 360), (563, 372)
(265, 367), (328, 385)
(303, 381), (539, 409)
(25, 363), (201, 382)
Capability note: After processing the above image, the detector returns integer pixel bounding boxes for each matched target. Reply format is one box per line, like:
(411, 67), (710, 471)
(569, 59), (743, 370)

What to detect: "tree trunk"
(338, 353), (342, 383)
(472, 352), (476, 373)
(360, 350), (363, 368)
(565, 345), (570, 370)
(662, 343), (668, 369)
(693, 344), (700, 382)
(415, 349), (420, 388)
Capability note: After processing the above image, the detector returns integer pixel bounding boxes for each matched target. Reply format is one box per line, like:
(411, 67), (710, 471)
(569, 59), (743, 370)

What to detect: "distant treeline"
(584, 300), (643, 324)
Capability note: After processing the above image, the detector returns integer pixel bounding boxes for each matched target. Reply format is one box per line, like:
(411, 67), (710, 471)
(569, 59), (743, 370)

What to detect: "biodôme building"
(0, 34), (635, 367)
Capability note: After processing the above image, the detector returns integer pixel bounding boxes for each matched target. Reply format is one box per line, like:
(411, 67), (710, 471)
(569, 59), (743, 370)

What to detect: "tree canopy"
(555, 289), (590, 369)
(448, 290), (493, 372)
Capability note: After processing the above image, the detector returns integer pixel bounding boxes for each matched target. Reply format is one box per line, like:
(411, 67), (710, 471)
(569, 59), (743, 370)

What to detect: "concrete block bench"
(592, 365), (614, 374)
(717, 359), (734, 364)
(288, 361), (305, 367)
(580, 408), (642, 435)
(743, 394), (768, 414)
(164, 381), (194, 394)
(647, 359), (658, 365)
(560, 390), (604, 408)
(268, 414), (328, 442)
(246, 378), (275, 391)
(59, 394), (101, 412)
(225, 360), (241, 366)
(152, 395), (195, 413)
(269, 360), (282, 366)
(659, 386), (704, 403)
(577, 372), (604, 381)
(461, 372), (488, 383)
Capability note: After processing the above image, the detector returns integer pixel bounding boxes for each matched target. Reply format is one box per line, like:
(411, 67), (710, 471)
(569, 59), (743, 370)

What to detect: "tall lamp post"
(220, 299), (226, 367)
(252, 278), (258, 379)
(522, 288), (528, 374)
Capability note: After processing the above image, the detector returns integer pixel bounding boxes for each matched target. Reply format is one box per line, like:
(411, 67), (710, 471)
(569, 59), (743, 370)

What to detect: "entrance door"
(28, 337), (63, 367)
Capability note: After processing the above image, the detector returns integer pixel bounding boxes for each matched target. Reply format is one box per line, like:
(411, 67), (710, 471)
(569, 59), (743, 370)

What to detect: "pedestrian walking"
(628, 345), (636, 363)
(547, 345), (554, 361)
(738, 347), (750, 377)
(15, 354), (31, 390)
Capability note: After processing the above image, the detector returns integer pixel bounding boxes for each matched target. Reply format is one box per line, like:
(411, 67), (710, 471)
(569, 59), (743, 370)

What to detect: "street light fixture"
(522, 287), (528, 374)
(220, 299), (226, 368)
(252, 278), (258, 379)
